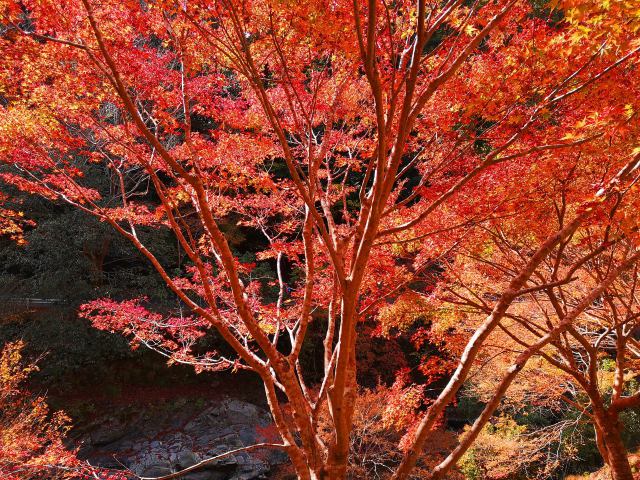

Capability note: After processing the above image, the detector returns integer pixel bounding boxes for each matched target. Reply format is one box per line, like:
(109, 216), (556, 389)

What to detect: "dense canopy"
(1, 0), (640, 479)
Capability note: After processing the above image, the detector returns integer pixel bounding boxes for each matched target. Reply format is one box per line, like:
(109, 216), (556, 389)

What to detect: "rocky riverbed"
(75, 397), (287, 480)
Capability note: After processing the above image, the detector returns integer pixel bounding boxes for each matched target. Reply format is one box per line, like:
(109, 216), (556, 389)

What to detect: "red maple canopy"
(1, 0), (639, 478)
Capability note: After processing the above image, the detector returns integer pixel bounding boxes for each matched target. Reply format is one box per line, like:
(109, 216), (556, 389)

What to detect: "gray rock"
(79, 397), (283, 480)
(141, 464), (172, 477)
(177, 450), (201, 469)
(203, 453), (238, 469)
(90, 421), (129, 447)
(183, 472), (218, 480)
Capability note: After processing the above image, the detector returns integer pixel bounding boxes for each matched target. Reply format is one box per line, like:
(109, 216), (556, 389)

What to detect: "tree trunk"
(595, 411), (634, 480)
(595, 425), (612, 466)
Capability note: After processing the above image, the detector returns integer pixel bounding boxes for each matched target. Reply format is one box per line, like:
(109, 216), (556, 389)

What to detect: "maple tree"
(1, 0), (640, 478)
(419, 121), (640, 479)
(0, 341), (123, 479)
(0, 192), (34, 244)
(441, 220), (640, 480)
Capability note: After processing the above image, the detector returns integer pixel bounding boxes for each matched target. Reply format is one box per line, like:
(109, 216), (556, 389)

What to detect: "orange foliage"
(0, 342), (121, 480)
